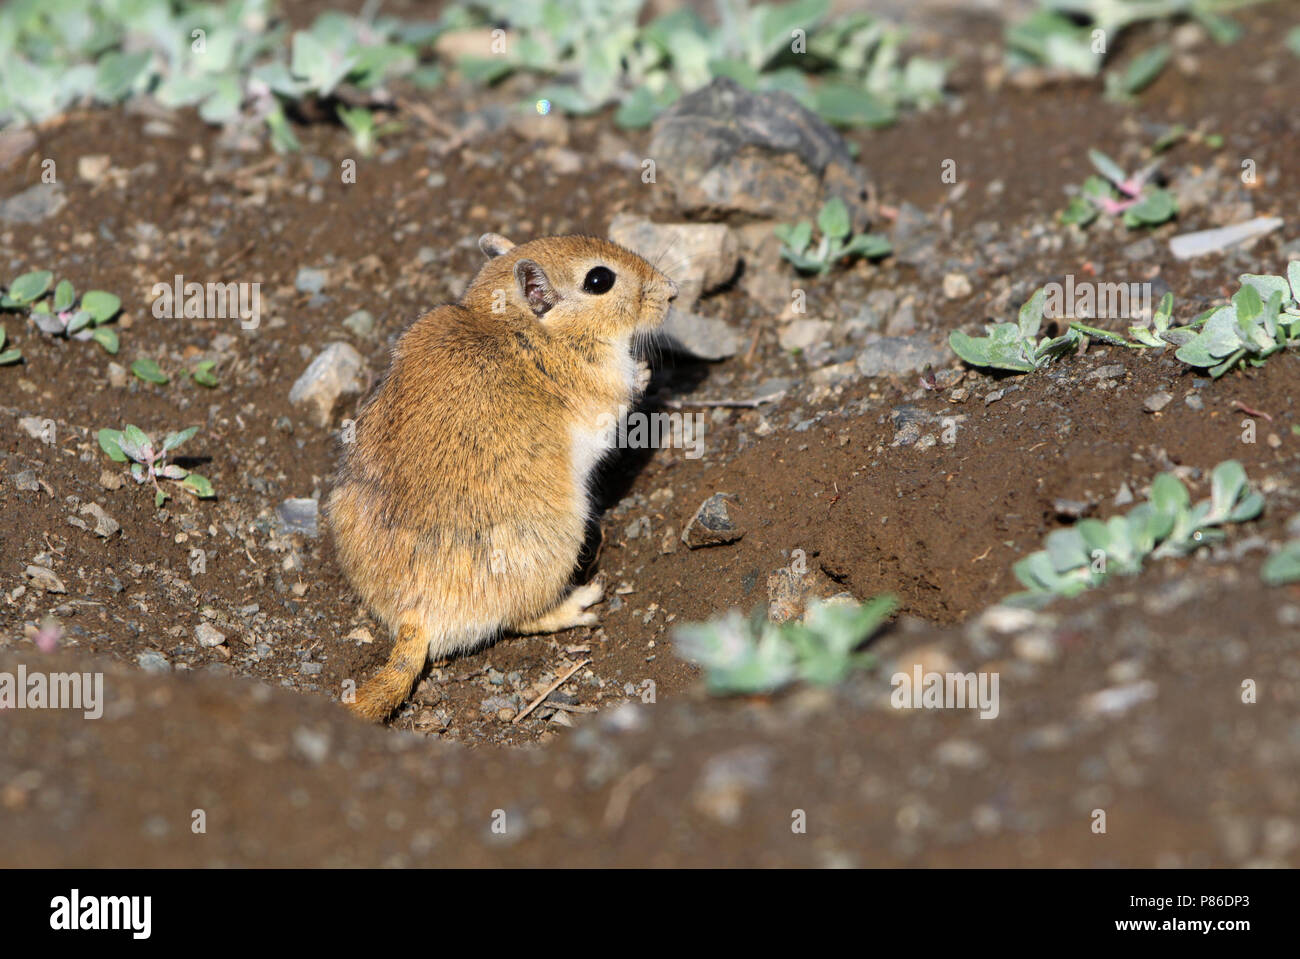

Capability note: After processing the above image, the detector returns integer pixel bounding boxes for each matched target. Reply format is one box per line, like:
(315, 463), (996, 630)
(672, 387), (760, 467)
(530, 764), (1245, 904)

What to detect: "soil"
(2, 2), (1300, 866)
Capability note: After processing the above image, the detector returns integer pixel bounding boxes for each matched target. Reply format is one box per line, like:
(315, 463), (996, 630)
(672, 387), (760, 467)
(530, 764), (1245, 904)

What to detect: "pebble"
(295, 266), (329, 294)
(11, 469), (39, 492)
(681, 493), (745, 548)
(942, 272), (973, 299)
(856, 336), (948, 378)
(195, 622), (226, 648)
(288, 342), (366, 427)
(1079, 680), (1157, 718)
(276, 498), (319, 537)
(1144, 391), (1174, 412)
(24, 565), (66, 593)
(136, 650), (170, 672)
(0, 182), (66, 223)
(342, 309), (375, 338)
(660, 306), (743, 360)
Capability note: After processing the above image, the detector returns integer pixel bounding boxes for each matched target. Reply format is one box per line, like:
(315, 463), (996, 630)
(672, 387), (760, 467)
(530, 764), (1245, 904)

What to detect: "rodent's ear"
(514, 259), (558, 316)
(478, 233), (516, 258)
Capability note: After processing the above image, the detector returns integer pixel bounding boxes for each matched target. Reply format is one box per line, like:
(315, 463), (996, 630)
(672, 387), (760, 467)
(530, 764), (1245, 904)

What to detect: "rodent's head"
(462, 233), (678, 339)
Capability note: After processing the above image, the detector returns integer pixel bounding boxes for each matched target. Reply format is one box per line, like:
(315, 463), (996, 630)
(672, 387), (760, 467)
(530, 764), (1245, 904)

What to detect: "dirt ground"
(2, 1), (1300, 866)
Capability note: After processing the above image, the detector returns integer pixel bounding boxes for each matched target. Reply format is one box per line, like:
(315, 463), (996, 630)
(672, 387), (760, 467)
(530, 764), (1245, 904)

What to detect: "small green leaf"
(98, 429), (127, 462)
(162, 427), (198, 452)
(816, 197), (851, 241)
(53, 280), (75, 312)
(180, 473), (215, 499)
(1087, 150), (1128, 186)
(1018, 288), (1046, 341)
(1262, 540), (1300, 586)
(0, 348), (22, 365)
(8, 270), (53, 304)
(193, 361), (219, 388)
(80, 291), (121, 323)
(91, 327), (119, 354)
(131, 358), (169, 384)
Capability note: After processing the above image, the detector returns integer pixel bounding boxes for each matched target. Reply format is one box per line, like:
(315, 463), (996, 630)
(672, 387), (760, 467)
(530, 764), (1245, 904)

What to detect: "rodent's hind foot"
(511, 577), (604, 634)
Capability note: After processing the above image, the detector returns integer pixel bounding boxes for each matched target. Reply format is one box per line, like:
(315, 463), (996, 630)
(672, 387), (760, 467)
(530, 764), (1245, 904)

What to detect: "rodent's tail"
(347, 619), (428, 723)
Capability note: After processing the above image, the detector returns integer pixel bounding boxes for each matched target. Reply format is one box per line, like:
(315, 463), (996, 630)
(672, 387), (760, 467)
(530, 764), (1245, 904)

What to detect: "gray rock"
(1169, 217), (1282, 260)
(24, 565), (66, 593)
(195, 622), (227, 648)
(276, 498), (320, 537)
(295, 266), (329, 294)
(288, 342), (366, 427)
(891, 203), (940, 267)
(78, 503), (120, 538)
(778, 318), (832, 352)
(856, 336), (948, 378)
(607, 214), (738, 307)
(137, 650), (171, 672)
(11, 469), (39, 492)
(0, 183), (66, 223)
(1144, 391), (1174, 412)
(648, 77), (871, 223)
(660, 306), (742, 360)
(682, 493), (744, 549)
(342, 309), (375, 338)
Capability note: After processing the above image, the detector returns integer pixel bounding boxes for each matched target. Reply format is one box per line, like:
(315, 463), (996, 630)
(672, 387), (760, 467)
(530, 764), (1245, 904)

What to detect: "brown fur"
(329, 233), (677, 722)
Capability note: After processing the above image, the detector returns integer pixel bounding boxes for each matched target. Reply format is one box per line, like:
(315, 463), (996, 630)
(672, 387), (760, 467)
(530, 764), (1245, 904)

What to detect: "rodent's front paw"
(634, 359), (652, 395)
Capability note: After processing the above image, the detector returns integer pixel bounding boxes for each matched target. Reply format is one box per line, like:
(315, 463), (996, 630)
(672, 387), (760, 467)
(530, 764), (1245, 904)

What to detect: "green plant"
(1007, 460), (1263, 607)
(131, 357), (169, 384)
(1060, 149), (1177, 228)
(947, 287), (1124, 372)
(98, 425), (215, 507)
(1, 270), (121, 354)
(1174, 264), (1300, 377)
(673, 595), (895, 695)
(1262, 534), (1300, 585)
(774, 197), (891, 274)
(191, 360), (219, 388)
(464, 0), (947, 130)
(1006, 1), (1249, 82)
(0, 325), (22, 365)
(336, 105), (403, 156)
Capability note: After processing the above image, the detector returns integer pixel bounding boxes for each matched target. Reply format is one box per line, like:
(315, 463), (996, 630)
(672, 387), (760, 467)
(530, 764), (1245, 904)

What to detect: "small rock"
(24, 565), (66, 593)
(342, 309), (375, 338)
(608, 214), (738, 306)
(692, 745), (773, 826)
(1169, 217), (1282, 260)
(856, 336), (947, 378)
(137, 650), (171, 672)
(660, 307), (742, 360)
(292, 727), (331, 764)
(195, 622), (226, 648)
(288, 342), (366, 427)
(0, 183), (66, 223)
(682, 493), (744, 549)
(17, 416), (50, 440)
(942, 272), (973, 299)
(1079, 680), (1157, 718)
(77, 154), (111, 182)
(648, 77), (871, 224)
(99, 470), (124, 491)
(108, 363), (129, 388)
(778, 318), (832, 352)
(78, 503), (120, 538)
(10, 469), (39, 492)
(766, 567), (809, 624)
(295, 266), (329, 295)
(935, 739), (987, 769)
(1184, 393), (1204, 411)
(1087, 364), (1126, 381)
(1144, 391), (1173, 413)
(276, 498), (320, 538)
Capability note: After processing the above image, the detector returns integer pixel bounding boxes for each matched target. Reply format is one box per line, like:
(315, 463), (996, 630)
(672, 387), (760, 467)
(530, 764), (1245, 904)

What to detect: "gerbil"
(327, 232), (677, 722)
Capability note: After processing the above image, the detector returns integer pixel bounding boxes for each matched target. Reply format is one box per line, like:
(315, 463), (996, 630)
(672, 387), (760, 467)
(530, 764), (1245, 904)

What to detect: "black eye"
(582, 266), (615, 295)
